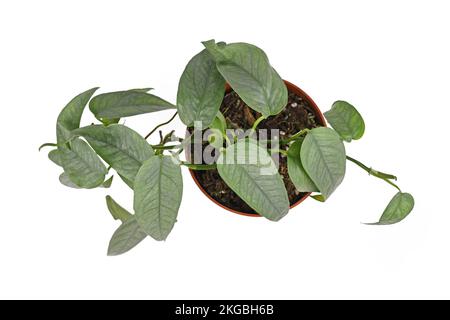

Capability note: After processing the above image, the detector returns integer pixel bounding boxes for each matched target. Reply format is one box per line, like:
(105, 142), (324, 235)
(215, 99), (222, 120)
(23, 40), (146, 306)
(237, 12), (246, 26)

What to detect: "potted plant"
(40, 39), (414, 256)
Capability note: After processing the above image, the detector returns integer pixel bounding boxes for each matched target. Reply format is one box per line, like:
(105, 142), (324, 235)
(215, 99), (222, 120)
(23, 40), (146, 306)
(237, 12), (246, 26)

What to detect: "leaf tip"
(106, 247), (119, 257)
(201, 39), (216, 47)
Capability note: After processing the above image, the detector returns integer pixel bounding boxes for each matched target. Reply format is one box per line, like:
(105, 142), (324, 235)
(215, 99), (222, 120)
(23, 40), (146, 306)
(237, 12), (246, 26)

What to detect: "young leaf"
(301, 127), (346, 200)
(206, 129), (225, 150)
(324, 101), (365, 142)
(134, 155), (183, 241)
(89, 89), (175, 122)
(56, 87), (99, 144)
(60, 138), (107, 188)
(106, 195), (132, 222)
(217, 139), (289, 221)
(107, 216), (147, 256)
(287, 139), (318, 192)
(48, 149), (63, 167)
(209, 111), (227, 134)
(59, 172), (81, 189)
(73, 124), (154, 183)
(368, 192), (414, 225)
(202, 40), (287, 117)
(177, 49), (226, 127)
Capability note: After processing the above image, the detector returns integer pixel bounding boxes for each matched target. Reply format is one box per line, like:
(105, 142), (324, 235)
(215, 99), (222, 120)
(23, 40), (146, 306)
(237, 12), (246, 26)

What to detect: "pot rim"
(188, 79), (327, 217)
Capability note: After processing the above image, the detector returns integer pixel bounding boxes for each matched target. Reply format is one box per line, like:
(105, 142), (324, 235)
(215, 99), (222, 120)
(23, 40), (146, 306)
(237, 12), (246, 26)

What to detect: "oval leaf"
(107, 216), (147, 256)
(134, 156), (183, 241)
(287, 139), (318, 192)
(177, 49), (226, 127)
(217, 139), (289, 221)
(73, 124), (154, 184)
(301, 127), (346, 199)
(368, 192), (414, 225)
(324, 101), (365, 142)
(203, 40), (287, 117)
(89, 89), (175, 122)
(56, 87), (99, 144)
(106, 195), (132, 222)
(60, 138), (107, 188)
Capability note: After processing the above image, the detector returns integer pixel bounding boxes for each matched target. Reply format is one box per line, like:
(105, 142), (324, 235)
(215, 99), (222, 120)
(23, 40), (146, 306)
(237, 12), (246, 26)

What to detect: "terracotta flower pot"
(188, 80), (327, 217)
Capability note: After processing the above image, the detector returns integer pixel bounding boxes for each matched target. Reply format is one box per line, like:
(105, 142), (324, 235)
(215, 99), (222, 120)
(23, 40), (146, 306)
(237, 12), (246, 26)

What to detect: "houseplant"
(40, 39), (414, 255)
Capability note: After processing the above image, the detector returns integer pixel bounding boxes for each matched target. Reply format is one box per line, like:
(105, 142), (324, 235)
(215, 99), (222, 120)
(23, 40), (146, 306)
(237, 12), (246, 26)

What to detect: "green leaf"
(60, 138), (107, 188)
(107, 216), (147, 256)
(134, 155), (183, 241)
(217, 139), (289, 221)
(287, 139), (318, 192)
(101, 176), (114, 188)
(368, 192), (414, 225)
(106, 195), (132, 222)
(203, 40), (287, 117)
(324, 101), (365, 142)
(301, 127), (346, 200)
(59, 172), (81, 189)
(177, 49), (226, 127)
(73, 124), (154, 183)
(89, 89), (175, 122)
(209, 111), (227, 134)
(56, 87), (99, 144)
(48, 149), (63, 167)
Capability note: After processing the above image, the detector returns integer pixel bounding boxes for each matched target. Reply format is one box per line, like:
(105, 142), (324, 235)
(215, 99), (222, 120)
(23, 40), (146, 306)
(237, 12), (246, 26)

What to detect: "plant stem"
(346, 155), (401, 191)
(251, 115), (266, 132)
(180, 162), (216, 170)
(38, 142), (57, 151)
(281, 128), (310, 144)
(144, 112), (178, 139)
(346, 156), (397, 180)
(151, 144), (182, 150)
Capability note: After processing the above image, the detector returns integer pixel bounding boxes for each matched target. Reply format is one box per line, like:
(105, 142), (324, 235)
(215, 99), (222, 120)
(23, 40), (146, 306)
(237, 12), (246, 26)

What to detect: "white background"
(0, 0), (449, 299)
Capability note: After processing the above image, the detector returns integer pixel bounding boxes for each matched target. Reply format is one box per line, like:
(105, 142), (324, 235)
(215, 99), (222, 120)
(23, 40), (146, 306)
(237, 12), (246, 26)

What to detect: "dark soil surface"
(191, 88), (322, 215)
